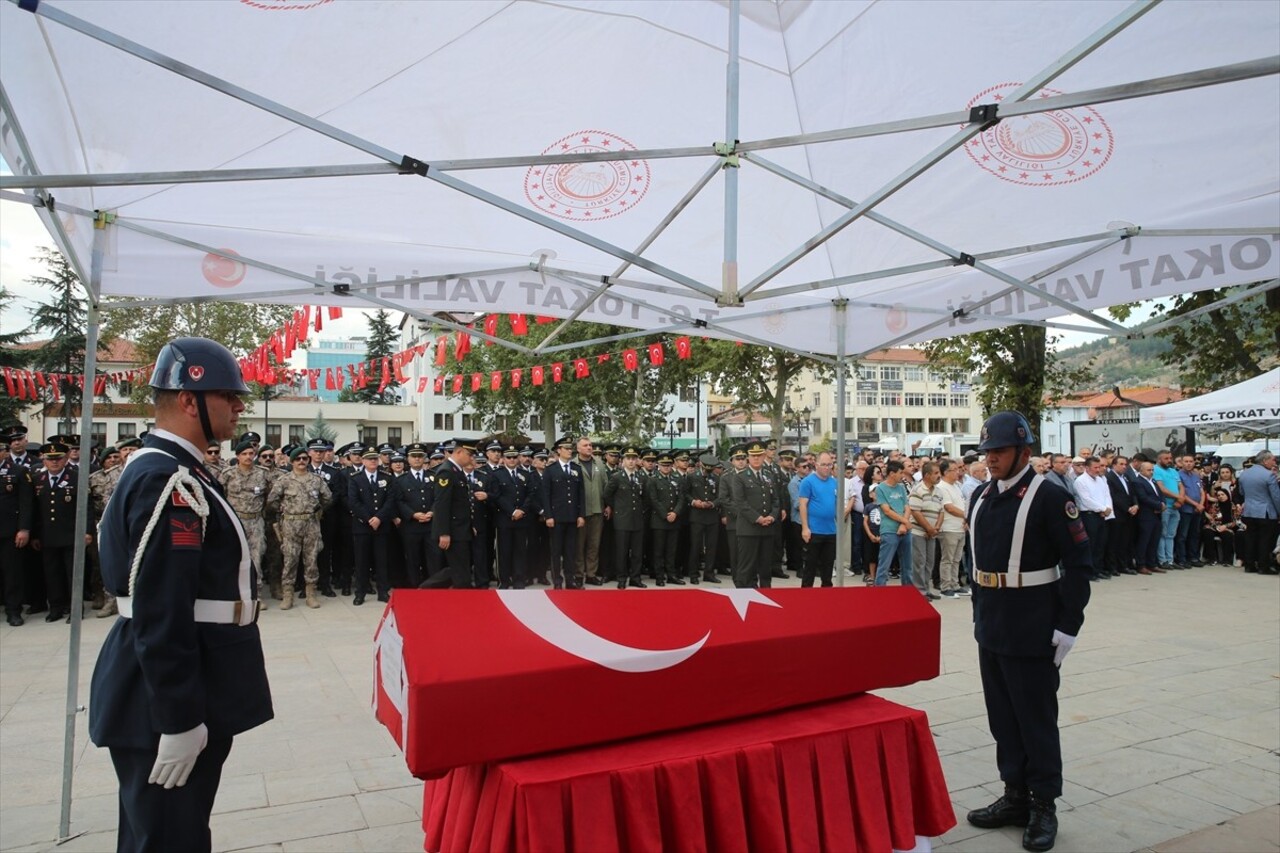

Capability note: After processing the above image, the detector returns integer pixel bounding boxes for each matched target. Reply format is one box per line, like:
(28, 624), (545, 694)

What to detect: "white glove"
(1051, 630), (1076, 667)
(149, 723), (208, 789)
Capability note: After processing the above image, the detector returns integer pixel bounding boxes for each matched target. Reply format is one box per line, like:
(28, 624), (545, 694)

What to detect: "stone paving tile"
(1148, 803), (1280, 853)
(1067, 745), (1213, 797)
(209, 794), (368, 851)
(354, 784), (424, 828)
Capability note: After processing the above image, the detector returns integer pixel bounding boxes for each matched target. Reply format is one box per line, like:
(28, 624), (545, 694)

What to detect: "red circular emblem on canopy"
(525, 131), (650, 221)
(202, 249), (247, 288)
(964, 83), (1114, 187)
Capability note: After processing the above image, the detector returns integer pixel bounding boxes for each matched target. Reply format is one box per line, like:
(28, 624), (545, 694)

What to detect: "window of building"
(950, 395), (969, 408)
(928, 418), (948, 432)
(856, 417), (877, 434)
(928, 393), (947, 407)
(950, 418), (970, 433)
(812, 392), (822, 409)
(494, 416), (509, 433)
(266, 425), (282, 447)
(906, 418), (924, 432)
(928, 370), (947, 383)
(830, 417), (838, 433)
(387, 428), (402, 446)
(118, 381), (133, 398)
(90, 422), (107, 447)
(288, 425), (305, 444)
(461, 413), (480, 431)
(881, 418), (900, 433)
(857, 392), (877, 407)
(529, 412), (543, 431)
(678, 384), (697, 403)
(904, 393), (925, 407)
(880, 366), (901, 381)
(361, 426), (379, 446)
(117, 422), (137, 440)
(880, 393), (901, 407)
(596, 416), (613, 433)
(857, 365), (877, 381)
(905, 366), (925, 382)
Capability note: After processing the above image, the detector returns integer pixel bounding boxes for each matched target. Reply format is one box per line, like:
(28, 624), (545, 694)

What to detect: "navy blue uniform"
(492, 465), (539, 588)
(348, 469), (396, 601)
(423, 459), (474, 589)
(89, 435), (272, 853)
(396, 469), (437, 587)
(0, 459), (34, 617)
(540, 460), (584, 587)
(32, 466), (82, 617)
(968, 466), (1091, 801)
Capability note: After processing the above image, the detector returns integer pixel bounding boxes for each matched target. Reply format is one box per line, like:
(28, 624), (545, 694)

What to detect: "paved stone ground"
(1, 564), (1276, 852)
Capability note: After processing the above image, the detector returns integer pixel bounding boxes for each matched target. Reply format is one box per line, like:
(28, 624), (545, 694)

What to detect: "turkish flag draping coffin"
(373, 587), (939, 779)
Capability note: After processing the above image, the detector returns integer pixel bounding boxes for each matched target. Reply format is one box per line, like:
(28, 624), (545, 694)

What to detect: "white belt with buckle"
(115, 596), (260, 625)
(973, 567), (1061, 589)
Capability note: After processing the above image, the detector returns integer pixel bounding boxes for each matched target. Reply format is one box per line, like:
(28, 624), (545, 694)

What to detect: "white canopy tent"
(2, 0), (1279, 840)
(1140, 368), (1280, 434)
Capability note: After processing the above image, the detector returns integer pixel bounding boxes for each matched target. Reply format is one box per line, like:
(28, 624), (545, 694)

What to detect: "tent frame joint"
(968, 103), (1000, 129)
(398, 156), (429, 176)
(93, 210), (115, 228)
(956, 252), (976, 267)
(713, 140), (740, 168)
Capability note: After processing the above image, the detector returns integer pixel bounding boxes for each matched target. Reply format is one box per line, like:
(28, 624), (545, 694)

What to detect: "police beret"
(118, 436), (143, 450)
(237, 431), (262, 446)
(234, 439), (256, 454)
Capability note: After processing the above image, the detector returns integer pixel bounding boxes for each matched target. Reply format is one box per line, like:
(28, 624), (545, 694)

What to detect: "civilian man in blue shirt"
(1151, 451), (1184, 569)
(1175, 454), (1206, 568)
(798, 451), (840, 587)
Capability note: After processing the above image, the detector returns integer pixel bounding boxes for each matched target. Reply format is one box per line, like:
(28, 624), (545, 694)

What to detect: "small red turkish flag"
(511, 368), (522, 389)
(648, 342), (665, 365)
(551, 362), (564, 383)
(573, 358), (589, 378)
(596, 353), (610, 364)
(377, 359), (391, 393)
(393, 354), (409, 383)
(433, 376), (444, 394)
(455, 331), (471, 361)
(451, 375), (464, 394)
(308, 369), (319, 391)
(471, 373), (483, 392)
(675, 336), (692, 359)
(328, 306), (343, 319)
(622, 349), (639, 371)
(325, 368), (335, 390)
(531, 366), (545, 386)
(490, 371), (502, 391)
(483, 314), (498, 343)
(510, 314), (528, 336)
(435, 336), (448, 366)
(417, 376), (428, 393)
(535, 315), (555, 324)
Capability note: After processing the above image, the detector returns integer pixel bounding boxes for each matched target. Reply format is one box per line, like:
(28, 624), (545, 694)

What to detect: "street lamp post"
(785, 405), (812, 456)
(663, 420), (680, 450)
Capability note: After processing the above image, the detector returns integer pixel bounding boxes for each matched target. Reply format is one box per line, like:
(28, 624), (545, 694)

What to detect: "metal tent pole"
(834, 299), (848, 587)
(58, 212), (110, 841)
(721, 0), (742, 305)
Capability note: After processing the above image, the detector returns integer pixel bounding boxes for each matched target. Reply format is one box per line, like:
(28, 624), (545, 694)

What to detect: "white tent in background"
(2, 0), (1279, 840)
(1140, 368), (1280, 434)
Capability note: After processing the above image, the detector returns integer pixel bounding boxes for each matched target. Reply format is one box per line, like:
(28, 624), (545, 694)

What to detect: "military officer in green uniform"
(718, 445), (747, 580)
(604, 446), (647, 588)
(685, 453), (722, 584)
(645, 451), (686, 586)
(729, 440), (781, 588)
(267, 446), (333, 609)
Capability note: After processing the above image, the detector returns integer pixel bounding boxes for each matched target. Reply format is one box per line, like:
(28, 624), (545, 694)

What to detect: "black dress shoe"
(321, 586), (337, 598)
(1022, 795), (1057, 852)
(6, 612), (23, 627)
(1120, 568), (1138, 575)
(616, 580), (627, 589)
(585, 576), (603, 586)
(631, 580), (647, 588)
(771, 570), (788, 579)
(666, 576), (686, 585)
(689, 576), (700, 584)
(966, 785), (1030, 829)
(26, 604), (47, 616)
(353, 595), (365, 606)
(45, 610), (65, 623)
(702, 574), (719, 583)
(553, 582), (563, 590)
(340, 587), (351, 596)
(656, 578), (665, 586)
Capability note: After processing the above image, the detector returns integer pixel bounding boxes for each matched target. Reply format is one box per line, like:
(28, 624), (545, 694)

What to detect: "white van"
(1213, 440), (1273, 470)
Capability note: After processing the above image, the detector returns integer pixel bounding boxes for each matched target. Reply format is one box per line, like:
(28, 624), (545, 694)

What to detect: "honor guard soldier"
(0, 438), (35, 625)
(645, 451), (686, 585)
(604, 446), (648, 588)
(348, 446), (395, 604)
(219, 439), (272, 609)
(729, 440), (781, 588)
(32, 440), (88, 622)
(89, 337), (272, 853)
(540, 437), (585, 588)
(268, 446), (332, 609)
(493, 444), (539, 588)
(965, 412), (1093, 853)
(686, 453), (722, 584)
(306, 438), (341, 597)
(397, 442), (437, 587)
(422, 439), (477, 589)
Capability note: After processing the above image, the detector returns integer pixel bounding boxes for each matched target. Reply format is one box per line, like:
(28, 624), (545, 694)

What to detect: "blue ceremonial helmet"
(977, 411), (1036, 451)
(150, 337), (250, 394)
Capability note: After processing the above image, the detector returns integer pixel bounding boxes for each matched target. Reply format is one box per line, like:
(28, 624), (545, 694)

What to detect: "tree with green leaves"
(355, 309), (399, 404)
(1109, 283), (1280, 393)
(447, 317), (703, 444)
(305, 410), (338, 443)
(0, 286), (33, 425)
(921, 326), (1094, 434)
(24, 248), (110, 434)
(699, 343), (830, 443)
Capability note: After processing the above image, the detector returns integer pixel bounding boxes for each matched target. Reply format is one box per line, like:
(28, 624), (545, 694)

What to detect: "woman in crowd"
(1201, 500), (1238, 566)
(861, 465), (883, 585)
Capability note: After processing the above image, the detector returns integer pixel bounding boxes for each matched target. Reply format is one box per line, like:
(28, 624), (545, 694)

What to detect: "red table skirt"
(422, 693), (955, 852)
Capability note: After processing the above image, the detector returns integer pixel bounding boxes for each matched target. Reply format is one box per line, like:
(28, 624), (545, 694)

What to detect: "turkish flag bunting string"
(510, 314), (528, 336)
(648, 342), (665, 365)
(622, 349), (639, 371)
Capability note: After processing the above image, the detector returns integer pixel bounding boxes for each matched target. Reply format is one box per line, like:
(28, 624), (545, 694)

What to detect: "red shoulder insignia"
(172, 490), (190, 508)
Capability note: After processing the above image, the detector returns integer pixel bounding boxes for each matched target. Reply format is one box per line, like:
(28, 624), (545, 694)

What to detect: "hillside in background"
(1053, 324), (1180, 390)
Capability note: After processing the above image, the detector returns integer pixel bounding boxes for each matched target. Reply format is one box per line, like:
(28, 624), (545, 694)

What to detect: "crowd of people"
(3, 417), (1279, 628)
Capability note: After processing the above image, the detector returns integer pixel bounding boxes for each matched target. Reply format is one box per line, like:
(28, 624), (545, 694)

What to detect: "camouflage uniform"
(219, 464), (272, 604)
(260, 464), (286, 598)
(88, 464), (123, 614)
(267, 471), (331, 608)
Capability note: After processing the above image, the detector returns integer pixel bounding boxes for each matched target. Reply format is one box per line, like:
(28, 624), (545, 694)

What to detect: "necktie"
(369, 473), (376, 486)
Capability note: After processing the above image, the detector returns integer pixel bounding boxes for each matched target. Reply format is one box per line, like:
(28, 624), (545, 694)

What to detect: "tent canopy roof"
(1139, 369), (1280, 434)
(1, 0), (1278, 357)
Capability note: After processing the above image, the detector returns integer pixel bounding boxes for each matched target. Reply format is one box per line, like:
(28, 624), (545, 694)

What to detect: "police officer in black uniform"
(89, 337), (272, 853)
(965, 411), (1092, 853)
(540, 437), (585, 589)
(32, 439), (87, 622)
(422, 439), (476, 589)
(347, 447), (395, 604)
(306, 438), (341, 597)
(0, 437), (35, 625)
(397, 442), (436, 587)
(492, 445), (539, 589)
